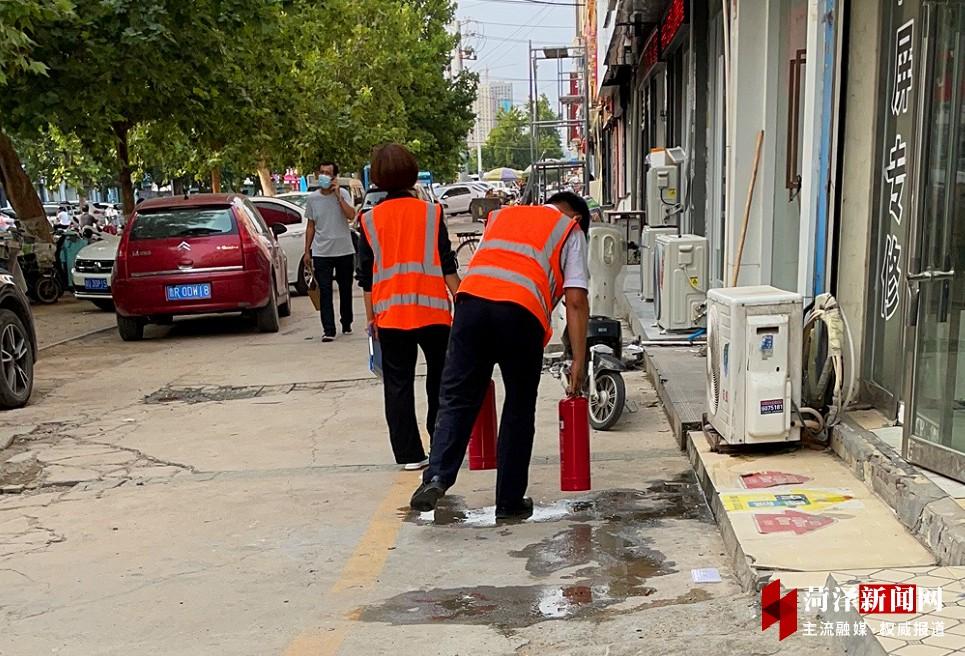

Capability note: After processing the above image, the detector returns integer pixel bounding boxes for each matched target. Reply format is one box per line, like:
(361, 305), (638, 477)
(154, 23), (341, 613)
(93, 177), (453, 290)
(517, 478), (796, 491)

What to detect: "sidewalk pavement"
(620, 274), (965, 655)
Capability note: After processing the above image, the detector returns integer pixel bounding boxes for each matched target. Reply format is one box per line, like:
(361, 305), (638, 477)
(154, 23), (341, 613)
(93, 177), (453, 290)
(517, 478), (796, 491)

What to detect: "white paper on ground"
(691, 568), (722, 583)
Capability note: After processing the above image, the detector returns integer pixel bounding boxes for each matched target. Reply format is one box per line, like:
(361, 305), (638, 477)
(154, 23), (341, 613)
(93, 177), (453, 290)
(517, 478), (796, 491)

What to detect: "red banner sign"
(661, 0), (686, 51)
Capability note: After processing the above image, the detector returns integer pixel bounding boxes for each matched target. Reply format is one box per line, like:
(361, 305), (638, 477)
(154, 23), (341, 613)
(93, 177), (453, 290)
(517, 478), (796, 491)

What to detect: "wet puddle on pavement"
(399, 473), (709, 528)
(359, 522), (670, 628)
(364, 476), (711, 628)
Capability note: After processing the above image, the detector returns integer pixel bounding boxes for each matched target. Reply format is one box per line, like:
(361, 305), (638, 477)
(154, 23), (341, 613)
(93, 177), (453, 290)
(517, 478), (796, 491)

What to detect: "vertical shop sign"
(878, 12), (915, 323)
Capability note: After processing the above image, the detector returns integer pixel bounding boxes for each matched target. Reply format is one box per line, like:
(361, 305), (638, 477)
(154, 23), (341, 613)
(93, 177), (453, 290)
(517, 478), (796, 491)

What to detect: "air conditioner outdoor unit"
(645, 147), (686, 227)
(655, 234), (707, 331)
(640, 226), (678, 301)
(705, 286), (803, 445)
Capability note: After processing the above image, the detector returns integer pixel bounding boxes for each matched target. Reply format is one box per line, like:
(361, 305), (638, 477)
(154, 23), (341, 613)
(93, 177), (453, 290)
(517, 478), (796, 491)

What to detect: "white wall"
(725, 0), (780, 286)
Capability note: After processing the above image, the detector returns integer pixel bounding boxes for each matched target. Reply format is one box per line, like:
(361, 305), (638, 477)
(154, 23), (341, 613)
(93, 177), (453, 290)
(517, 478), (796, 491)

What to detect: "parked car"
(436, 183), (486, 215)
(71, 235), (119, 311)
(249, 196), (313, 294)
(358, 183), (437, 213)
(0, 264), (36, 408)
(112, 194), (290, 341)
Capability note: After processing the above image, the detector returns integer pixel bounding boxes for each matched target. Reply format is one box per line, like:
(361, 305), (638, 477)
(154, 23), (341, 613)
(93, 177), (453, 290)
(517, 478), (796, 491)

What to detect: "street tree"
(0, 0), (275, 216)
(481, 96), (563, 172)
(0, 0), (74, 241)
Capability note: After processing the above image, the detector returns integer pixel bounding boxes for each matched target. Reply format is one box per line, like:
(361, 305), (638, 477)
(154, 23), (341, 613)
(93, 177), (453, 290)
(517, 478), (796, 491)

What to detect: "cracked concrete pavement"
(0, 293), (845, 655)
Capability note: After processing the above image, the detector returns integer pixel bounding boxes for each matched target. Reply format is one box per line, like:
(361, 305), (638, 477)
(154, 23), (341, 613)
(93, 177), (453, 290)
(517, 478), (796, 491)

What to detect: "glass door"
(904, 2), (965, 480)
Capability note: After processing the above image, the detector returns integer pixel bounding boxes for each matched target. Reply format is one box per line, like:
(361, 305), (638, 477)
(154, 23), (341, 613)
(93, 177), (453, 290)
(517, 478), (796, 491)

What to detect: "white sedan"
(436, 184), (487, 215)
(250, 196), (314, 294)
(71, 236), (120, 311)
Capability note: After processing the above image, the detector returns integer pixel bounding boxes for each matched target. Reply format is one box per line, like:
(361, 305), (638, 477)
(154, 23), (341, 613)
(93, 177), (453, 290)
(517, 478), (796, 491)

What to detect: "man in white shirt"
(302, 161), (357, 341)
(56, 206), (72, 227)
(411, 192), (590, 519)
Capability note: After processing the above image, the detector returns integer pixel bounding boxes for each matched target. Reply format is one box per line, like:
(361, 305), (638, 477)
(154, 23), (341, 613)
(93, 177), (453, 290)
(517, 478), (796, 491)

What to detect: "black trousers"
(424, 295), (545, 506)
(313, 254), (354, 336)
(379, 324), (451, 464)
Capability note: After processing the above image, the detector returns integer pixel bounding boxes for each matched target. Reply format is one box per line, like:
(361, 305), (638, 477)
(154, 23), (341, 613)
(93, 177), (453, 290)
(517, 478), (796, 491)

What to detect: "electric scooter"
(549, 316), (643, 431)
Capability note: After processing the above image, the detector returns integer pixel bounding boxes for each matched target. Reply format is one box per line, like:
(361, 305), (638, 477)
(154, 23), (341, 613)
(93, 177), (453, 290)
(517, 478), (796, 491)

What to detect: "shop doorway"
(904, 1), (965, 480)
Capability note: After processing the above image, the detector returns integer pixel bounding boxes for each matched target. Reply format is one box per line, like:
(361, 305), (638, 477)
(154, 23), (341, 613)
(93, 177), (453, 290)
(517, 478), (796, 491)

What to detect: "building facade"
(468, 80), (514, 148)
(589, 0), (965, 480)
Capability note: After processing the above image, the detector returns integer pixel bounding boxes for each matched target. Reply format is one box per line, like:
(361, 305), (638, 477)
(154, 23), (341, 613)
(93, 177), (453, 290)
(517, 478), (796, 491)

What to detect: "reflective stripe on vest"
(463, 265), (549, 318)
(373, 293), (451, 315)
(368, 202), (441, 285)
(468, 212), (574, 306)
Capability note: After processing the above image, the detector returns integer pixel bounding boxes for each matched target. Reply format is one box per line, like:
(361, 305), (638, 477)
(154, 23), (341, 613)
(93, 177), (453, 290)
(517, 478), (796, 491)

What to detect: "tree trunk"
(172, 178), (184, 196)
(256, 160), (274, 197)
(211, 167), (222, 193)
(112, 122), (135, 217)
(0, 129), (53, 243)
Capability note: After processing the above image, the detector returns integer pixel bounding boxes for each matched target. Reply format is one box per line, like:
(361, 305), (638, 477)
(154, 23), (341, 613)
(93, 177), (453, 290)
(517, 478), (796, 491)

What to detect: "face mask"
(318, 174), (332, 189)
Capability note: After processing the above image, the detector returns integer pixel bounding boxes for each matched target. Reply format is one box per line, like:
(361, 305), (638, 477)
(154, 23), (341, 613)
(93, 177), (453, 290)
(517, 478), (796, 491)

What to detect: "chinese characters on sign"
(879, 17), (914, 323)
(880, 233), (902, 320)
(885, 134), (907, 224)
(892, 20), (915, 116)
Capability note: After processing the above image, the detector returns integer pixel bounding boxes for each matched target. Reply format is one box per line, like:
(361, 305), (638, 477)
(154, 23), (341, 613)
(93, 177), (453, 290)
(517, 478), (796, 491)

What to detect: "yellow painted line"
(331, 473), (412, 592)
(282, 471), (413, 656)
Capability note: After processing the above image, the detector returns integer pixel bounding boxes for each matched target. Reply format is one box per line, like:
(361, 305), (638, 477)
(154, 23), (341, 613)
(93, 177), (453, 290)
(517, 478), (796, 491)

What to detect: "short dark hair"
(319, 160), (339, 177)
(370, 143), (418, 192)
(547, 191), (590, 234)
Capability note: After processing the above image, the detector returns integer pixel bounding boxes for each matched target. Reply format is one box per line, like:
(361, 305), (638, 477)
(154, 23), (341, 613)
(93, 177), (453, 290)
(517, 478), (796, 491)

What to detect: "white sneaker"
(403, 458), (429, 471)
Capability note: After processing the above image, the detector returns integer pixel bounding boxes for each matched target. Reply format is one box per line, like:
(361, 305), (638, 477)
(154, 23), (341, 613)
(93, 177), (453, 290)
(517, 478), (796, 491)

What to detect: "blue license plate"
(165, 283), (212, 301)
(84, 278), (109, 291)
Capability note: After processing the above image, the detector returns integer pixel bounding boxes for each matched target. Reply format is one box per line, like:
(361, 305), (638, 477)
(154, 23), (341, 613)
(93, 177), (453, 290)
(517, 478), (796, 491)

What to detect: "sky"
(455, 0), (580, 109)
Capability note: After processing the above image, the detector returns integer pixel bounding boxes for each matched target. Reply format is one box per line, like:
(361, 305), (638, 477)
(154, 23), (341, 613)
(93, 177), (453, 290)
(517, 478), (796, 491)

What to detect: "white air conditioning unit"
(706, 286), (803, 445)
(640, 226), (678, 301)
(645, 147), (686, 227)
(655, 234), (707, 331)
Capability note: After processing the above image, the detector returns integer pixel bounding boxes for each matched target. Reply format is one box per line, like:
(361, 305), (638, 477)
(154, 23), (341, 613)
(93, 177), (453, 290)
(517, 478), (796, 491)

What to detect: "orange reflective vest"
(361, 197), (452, 330)
(458, 205), (578, 345)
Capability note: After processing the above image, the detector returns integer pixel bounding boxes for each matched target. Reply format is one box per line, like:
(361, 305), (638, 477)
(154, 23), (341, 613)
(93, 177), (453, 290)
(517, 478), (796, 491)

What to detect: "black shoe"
(410, 476), (447, 511)
(342, 326), (352, 335)
(495, 497), (534, 520)
(322, 334), (335, 343)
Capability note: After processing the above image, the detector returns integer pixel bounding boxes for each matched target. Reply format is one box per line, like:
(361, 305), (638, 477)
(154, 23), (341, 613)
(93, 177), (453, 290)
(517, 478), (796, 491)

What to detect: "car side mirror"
(270, 223), (287, 236)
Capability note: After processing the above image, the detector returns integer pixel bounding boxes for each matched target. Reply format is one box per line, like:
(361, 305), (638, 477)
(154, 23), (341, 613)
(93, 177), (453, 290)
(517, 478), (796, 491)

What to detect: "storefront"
(862, 0), (965, 480)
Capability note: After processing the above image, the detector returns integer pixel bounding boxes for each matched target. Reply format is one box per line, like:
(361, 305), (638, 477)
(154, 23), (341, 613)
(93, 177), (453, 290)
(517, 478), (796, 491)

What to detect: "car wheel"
(91, 299), (114, 312)
(256, 282), (280, 333)
(294, 259), (312, 296)
(0, 309), (33, 408)
(117, 315), (144, 341)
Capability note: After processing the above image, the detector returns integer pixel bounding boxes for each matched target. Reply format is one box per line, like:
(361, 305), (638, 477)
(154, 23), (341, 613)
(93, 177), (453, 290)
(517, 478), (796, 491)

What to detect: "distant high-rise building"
(469, 81), (513, 147)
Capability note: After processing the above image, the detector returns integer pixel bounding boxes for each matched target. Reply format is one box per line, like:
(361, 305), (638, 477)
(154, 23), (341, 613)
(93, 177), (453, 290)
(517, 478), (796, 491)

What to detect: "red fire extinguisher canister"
(559, 395), (591, 491)
(468, 381), (497, 470)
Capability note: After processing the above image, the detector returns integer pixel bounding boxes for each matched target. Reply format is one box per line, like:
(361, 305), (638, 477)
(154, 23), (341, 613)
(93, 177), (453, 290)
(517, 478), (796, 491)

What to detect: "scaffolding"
(527, 42), (590, 199)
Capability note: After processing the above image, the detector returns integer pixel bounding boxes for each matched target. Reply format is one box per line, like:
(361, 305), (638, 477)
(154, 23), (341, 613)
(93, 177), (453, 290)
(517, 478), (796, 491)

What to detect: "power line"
(480, 4), (552, 68)
(471, 20), (574, 29)
(475, 0), (585, 6)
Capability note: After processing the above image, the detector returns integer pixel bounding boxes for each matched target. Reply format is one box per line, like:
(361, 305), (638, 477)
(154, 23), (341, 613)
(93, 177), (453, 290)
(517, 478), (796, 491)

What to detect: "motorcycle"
(550, 316), (643, 431)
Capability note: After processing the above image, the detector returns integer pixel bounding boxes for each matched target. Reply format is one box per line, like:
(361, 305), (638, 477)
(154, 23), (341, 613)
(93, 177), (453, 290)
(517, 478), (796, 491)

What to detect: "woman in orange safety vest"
(357, 143), (461, 470)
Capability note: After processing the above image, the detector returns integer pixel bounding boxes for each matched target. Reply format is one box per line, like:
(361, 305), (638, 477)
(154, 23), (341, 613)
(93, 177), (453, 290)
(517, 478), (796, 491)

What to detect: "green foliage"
(0, 0), (74, 84)
(480, 95), (563, 171)
(12, 125), (114, 190)
(0, 0), (476, 201)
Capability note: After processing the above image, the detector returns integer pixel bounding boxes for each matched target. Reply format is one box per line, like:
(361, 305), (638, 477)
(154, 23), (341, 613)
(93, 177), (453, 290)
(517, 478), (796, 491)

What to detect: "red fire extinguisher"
(559, 394), (591, 491)
(468, 381), (497, 470)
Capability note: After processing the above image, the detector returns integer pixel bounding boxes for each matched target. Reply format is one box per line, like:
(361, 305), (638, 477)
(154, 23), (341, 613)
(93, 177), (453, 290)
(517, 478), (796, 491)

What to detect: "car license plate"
(165, 283), (212, 301)
(84, 278), (109, 291)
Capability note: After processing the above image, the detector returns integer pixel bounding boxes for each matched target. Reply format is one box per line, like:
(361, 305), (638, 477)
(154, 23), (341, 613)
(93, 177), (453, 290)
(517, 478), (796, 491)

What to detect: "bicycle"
(454, 231), (480, 275)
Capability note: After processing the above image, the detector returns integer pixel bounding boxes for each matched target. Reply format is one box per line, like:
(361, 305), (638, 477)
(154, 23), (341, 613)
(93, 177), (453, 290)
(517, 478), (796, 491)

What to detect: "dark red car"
(112, 194), (290, 341)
